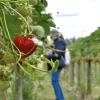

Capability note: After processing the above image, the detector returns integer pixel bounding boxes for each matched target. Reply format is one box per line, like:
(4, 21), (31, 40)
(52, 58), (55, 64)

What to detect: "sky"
(46, 0), (100, 39)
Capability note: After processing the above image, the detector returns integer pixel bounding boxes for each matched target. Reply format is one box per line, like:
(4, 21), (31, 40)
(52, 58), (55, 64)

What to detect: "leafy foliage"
(0, 0), (56, 98)
(0, 0), (55, 39)
(69, 28), (100, 58)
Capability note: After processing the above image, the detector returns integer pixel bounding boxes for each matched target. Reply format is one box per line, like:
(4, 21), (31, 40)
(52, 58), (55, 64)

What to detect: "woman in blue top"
(47, 29), (66, 100)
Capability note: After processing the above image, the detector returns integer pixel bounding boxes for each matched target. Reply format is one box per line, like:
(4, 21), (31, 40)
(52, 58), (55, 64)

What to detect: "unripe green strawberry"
(29, 0), (38, 6)
(16, 3), (32, 17)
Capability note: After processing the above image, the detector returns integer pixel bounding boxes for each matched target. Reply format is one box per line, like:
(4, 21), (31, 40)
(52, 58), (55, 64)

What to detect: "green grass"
(0, 62), (100, 100)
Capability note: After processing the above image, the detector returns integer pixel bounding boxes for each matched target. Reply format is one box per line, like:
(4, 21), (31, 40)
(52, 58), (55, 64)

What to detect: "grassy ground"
(0, 63), (100, 100)
(32, 67), (100, 100)
(31, 70), (75, 100)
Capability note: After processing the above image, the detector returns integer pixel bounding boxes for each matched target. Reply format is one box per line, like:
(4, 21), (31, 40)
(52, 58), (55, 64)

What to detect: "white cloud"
(46, 0), (100, 39)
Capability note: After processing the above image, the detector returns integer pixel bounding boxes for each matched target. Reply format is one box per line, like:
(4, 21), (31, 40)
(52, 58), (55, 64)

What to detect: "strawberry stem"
(2, 9), (14, 51)
(0, 16), (7, 39)
(26, 62), (48, 72)
(2, 9), (22, 63)
(17, 62), (31, 76)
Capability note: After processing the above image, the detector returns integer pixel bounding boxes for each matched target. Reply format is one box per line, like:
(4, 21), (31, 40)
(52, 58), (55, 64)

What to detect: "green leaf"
(41, 0), (48, 7)
(5, 13), (22, 38)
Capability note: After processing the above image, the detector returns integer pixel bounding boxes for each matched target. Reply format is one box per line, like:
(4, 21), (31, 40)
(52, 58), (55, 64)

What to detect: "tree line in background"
(69, 27), (100, 59)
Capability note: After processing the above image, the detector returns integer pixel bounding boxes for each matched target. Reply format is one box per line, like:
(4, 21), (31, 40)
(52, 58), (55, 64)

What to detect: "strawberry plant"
(0, 0), (56, 99)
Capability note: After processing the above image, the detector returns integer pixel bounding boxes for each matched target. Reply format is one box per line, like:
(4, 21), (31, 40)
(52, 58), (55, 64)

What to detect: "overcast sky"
(46, 0), (100, 39)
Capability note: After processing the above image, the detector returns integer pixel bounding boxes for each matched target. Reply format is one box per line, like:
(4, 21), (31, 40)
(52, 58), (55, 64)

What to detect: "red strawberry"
(14, 35), (37, 58)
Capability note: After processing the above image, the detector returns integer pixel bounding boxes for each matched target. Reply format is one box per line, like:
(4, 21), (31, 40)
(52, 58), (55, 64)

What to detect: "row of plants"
(69, 27), (100, 59)
(67, 28), (100, 100)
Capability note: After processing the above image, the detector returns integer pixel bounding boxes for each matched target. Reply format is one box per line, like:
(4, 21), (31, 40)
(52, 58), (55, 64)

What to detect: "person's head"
(50, 29), (61, 40)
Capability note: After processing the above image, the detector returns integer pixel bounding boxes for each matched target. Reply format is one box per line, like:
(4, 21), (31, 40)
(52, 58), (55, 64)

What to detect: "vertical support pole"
(15, 62), (23, 100)
(94, 61), (98, 84)
(86, 59), (92, 94)
(77, 60), (81, 87)
(70, 62), (75, 85)
(1, 92), (8, 100)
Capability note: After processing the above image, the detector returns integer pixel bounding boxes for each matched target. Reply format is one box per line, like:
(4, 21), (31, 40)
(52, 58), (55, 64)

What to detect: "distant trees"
(69, 27), (100, 58)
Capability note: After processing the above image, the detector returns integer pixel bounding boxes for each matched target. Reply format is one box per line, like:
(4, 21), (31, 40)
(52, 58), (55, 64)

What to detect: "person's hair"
(50, 29), (61, 39)
(59, 33), (64, 39)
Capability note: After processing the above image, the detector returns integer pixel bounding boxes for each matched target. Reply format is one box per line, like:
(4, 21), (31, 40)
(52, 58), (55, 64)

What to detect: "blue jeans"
(51, 71), (64, 100)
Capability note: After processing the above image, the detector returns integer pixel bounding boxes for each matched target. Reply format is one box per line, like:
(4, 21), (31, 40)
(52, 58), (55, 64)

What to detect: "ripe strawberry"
(14, 35), (37, 58)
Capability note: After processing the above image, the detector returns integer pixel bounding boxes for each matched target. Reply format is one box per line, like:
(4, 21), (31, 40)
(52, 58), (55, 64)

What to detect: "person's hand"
(45, 45), (53, 49)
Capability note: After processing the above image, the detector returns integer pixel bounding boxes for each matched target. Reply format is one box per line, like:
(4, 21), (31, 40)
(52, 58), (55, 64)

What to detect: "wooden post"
(15, 62), (23, 100)
(97, 61), (100, 83)
(64, 64), (70, 81)
(70, 62), (75, 84)
(77, 60), (81, 87)
(1, 92), (8, 100)
(94, 62), (98, 83)
(86, 59), (92, 94)
(94, 57), (100, 84)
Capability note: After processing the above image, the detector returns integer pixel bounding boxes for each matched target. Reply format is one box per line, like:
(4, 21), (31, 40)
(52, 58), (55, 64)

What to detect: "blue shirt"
(47, 38), (66, 70)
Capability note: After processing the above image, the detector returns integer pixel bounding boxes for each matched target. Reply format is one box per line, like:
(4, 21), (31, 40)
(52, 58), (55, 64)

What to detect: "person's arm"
(47, 52), (59, 60)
